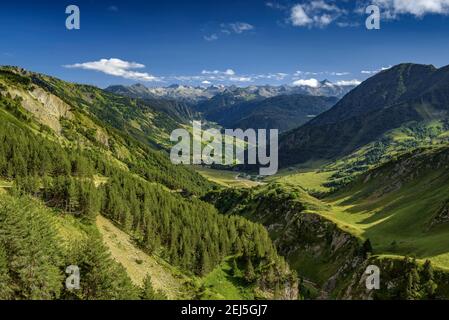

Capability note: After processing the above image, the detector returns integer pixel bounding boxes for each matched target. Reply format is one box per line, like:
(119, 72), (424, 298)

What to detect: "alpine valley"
(3, 62), (449, 301)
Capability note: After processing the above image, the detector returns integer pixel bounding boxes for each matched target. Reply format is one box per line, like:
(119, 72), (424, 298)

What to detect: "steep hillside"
(205, 160), (449, 300)
(0, 66), (298, 300)
(279, 63), (449, 167)
(325, 145), (449, 266)
(25, 69), (186, 150)
(0, 66), (211, 194)
(204, 184), (368, 299)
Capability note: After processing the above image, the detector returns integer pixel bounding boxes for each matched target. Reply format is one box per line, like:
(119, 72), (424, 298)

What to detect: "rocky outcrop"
(430, 200), (449, 228)
(273, 210), (365, 299)
(343, 256), (449, 300)
(8, 86), (73, 133)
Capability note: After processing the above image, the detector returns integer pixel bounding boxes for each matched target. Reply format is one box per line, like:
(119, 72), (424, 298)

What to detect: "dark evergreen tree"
(0, 244), (12, 299)
(140, 274), (157, 300)
(245, 258), (256, 283)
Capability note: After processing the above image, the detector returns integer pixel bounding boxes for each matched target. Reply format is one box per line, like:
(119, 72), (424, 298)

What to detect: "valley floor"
(195, 167), (263, 188)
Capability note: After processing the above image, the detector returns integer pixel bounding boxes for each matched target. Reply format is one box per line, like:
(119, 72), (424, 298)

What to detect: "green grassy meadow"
(195, 166), (263, 188)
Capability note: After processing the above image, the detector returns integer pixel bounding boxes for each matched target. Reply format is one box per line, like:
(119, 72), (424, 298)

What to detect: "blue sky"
(1, 0), (449, 88)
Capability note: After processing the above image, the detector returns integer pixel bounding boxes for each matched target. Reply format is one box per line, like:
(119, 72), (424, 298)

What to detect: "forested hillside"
(0, 66), (298, 300)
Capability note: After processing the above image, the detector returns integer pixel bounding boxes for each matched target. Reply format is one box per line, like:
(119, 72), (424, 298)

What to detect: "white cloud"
(202, 69), (236, 76)
(229, 76), (253, 82)
(108, 5), (119, 12)
(369, 0), (449, 18)
(228, 22), (255, 34)
(361, 65), (392, 75)
(171, 69), (254, 84)
(336, 21), (360, 28)
(292, 78), (321, 87)
(308, 0), (343, 13)
(266, 1), (287, 10)
(292, 77), (361, 87)
(204, 34), (219, 41)
(291, 5), (313, 26)
(316, 14), (333, 26)
(287, 0), (449, 29)
(64, 58), (161, 82)
(217, 22), (255, 37)
(335, 79), (362, 86)
(330, 71), (350, 76)
(290, 1), (345, 28)
(254, 73), (289, 81)
(204, 22), (254, 41)
(294, 70), (350, 77)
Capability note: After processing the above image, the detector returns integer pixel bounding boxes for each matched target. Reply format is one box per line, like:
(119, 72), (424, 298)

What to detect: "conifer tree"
(68, 232), (139, 300)
(422, 260), (437, 299)
(232, 258), (240, 277)
(0, 244), (12, 299)
(141, 274), (157, 300)
(245, 258), (256, 283)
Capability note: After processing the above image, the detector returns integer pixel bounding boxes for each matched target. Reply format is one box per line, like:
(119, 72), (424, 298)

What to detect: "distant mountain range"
(106, 80), (355, 104)
(107, 80), (354, 132)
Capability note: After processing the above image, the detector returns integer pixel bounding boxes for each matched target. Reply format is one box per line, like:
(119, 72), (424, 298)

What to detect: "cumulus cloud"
(330, 71), (350, 76)
(335, 79), (362, 86)
(290, 1), (345, 28)
(292, 78), (321, 87)
(364, 0), (449, 18)
(294, 70), (350, 77)
(292, 77), (360, 87)
(169, 69), (254, 84)
(254, 73), (289, 81)
(201, 69), (236, 76)
(361, 70), (377, 75)
(64, 58), (160, 82)
(291, 5), (313, 26)
(361, 66), (392, 75)
(286, 0), (449, 29)
(228, 77), (252, 82)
